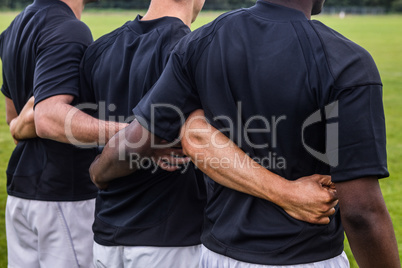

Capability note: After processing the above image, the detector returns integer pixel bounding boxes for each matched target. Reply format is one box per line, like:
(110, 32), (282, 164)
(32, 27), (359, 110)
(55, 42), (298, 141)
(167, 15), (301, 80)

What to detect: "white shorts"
(6, 195), (95, 268)
(200, 245), (350, 268)
(93, 242), (201, 268)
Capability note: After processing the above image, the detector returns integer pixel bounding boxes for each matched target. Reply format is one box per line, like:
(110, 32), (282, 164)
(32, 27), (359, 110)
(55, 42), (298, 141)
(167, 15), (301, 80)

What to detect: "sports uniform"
(133, 1), (388, 266)
(80, 15), (207, 268)
(0, 0), (97, 266)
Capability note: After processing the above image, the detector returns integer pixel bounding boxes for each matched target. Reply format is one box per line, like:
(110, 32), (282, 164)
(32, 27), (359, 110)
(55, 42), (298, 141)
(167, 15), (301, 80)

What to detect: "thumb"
(319, 175), (333, 186)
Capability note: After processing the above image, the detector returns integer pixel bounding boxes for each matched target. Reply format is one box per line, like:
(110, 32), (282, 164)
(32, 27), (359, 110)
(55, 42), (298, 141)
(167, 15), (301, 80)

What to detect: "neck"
(142, 0), (193, 28)
(264, 0), (312, 19)
(60, 0), (84, 20)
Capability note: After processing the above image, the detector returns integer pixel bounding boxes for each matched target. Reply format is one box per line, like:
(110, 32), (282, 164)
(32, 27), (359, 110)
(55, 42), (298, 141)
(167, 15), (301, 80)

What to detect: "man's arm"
(89, 119), (190, 189)
(5, 96), (20, 144)
(34, 94), (127, 146)
(10, 96), (37, 142)
(336, 177), (400, 267)
(180, 110), (338, 225)
(5, 96), (18, 126)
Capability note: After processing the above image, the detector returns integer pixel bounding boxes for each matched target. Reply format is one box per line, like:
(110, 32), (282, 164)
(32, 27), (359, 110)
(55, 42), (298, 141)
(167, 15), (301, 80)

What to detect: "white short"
(200, 245), (350, 268)
(6, 195), (95, 268)
(93, 242), (201, 268)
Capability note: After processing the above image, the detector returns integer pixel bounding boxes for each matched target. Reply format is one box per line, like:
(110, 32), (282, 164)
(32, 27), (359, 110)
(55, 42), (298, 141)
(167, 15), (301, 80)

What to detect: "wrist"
(268, 177), (293, 207)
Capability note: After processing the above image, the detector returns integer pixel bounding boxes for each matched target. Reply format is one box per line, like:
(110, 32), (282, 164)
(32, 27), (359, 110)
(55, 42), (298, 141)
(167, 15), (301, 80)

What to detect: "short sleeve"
(313, 21), (389, 182)
(33, 42), (87, 106)
(79, 51), (95, 104)
(330, 83), (389, 182)
(33, 17), (92, 106)
(0, 32), (11, 99)
(133, 51), (201, 141)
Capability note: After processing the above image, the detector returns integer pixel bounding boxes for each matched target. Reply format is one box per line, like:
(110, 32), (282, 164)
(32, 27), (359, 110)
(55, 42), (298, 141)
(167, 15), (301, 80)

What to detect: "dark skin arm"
(89, 119), (190, 189)
(336, 177), (400, 267)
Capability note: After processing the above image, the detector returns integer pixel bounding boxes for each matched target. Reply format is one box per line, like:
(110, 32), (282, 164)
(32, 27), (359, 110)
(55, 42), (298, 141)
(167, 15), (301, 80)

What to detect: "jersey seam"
(84, 28), (128, 91)
(331, 164), (386, 174)
(291, 21), (313, 92)
(205, 224), (307, 255)
(333, 82), (382, 91)
(7, 191), (97, 201)
(244, 9), (304, 23)
(34, 87), (80, 106)
(309, 22), (336, 83)
(183, 9), (244, 67)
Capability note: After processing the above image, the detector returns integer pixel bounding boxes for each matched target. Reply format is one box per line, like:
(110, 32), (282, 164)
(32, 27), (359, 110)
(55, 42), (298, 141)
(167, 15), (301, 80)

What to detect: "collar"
(32, 0), (74, 15)
(128, 15), (189, 34)
(247, 0), (308, 21)
(33, 0), (61, 6)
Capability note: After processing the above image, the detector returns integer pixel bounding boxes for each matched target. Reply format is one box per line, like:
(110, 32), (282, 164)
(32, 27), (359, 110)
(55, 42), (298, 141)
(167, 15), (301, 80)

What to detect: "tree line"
(0, 0), (401, 12)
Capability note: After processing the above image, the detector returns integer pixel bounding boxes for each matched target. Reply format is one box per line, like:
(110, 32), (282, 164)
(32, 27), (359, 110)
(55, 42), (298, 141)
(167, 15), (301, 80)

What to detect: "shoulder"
(173, 9), (246, 59)
(57, 19), (92, 45)
(38, 4), (93, 47)
(83, 24), (127, 64)
(155, 19), (191, 52)
(311, 20), (381, 87)
(82, 22), (138, 73)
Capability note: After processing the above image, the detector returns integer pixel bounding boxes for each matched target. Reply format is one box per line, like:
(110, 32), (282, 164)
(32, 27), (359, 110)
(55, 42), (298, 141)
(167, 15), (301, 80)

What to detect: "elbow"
(6, 117), (13, 126)
(181, 130), (207, 159)
(341, 211), (373, 232)
(340, 203), (389, 233)
(181, 137), (193, 158)
(180, 109), (210, 158)
(34, 109), (52, 139)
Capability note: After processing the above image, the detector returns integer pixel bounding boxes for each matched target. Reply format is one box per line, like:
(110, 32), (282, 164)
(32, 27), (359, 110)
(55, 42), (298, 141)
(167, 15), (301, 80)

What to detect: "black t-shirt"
(0, 0), (97, 201)
(80, 16), (207, 247)
(133, 1), (389, 265)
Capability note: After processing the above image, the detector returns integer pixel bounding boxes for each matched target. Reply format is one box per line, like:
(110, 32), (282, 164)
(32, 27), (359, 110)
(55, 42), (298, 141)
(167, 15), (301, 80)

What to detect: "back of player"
(80, 0), (206, 267)
(132, 0), (396, 266)
(0, 0), (98, 267)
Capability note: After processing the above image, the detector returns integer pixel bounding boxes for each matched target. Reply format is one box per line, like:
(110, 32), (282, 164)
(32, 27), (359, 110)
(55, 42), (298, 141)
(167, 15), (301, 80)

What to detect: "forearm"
(90, 129), (138, 188)
(5, 96), (18, 126)
(10, 107), (37, 142)
(337, 178), (400, 267)
(10, 114), (37, 141)
(89, 120), (151, 188)
(35, 97), (127, 145)
(343, 210), (400, 267)
(65, 104), (127, 145)
(10, 96), (37, 141)
(181, 110), (289, 203)
(181, 110), (338, 225)
(183, 131), (288, 202)
(90, 119), (188, 189)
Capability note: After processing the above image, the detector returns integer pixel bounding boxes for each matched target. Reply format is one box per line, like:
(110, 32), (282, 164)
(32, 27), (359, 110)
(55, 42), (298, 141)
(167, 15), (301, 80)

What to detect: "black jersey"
(0, 0), (97, 201)
(133, 1), (388, 264)
(80, 16), (207, 247)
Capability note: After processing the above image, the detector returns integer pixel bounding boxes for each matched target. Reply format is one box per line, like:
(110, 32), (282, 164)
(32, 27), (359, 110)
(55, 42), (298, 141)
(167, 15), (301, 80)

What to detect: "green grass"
(1, 10), (402, 267)
(315, 14), (402, 267)
(0, 12), (16, 267)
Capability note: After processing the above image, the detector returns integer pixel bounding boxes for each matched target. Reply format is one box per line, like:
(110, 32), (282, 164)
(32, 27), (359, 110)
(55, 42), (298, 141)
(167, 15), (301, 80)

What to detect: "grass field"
(1, 9), (402, 267)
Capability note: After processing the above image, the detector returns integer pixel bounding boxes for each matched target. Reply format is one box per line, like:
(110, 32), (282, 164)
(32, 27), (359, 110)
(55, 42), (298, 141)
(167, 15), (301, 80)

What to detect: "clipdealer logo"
(302, 101), (339, 168)
(65, 101), (339, 172)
